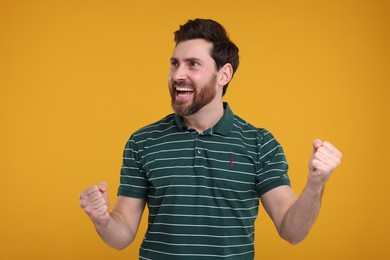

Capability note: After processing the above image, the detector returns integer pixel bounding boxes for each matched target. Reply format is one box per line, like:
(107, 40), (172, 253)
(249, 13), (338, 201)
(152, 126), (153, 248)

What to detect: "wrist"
(305, 181), (325, 197)
(94, 213), (112, 234)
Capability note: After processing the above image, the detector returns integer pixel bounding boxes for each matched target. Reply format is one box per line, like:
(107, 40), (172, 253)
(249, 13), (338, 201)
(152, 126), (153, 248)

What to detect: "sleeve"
(117, 135), (148, 199)
(255, 130), (291, 197)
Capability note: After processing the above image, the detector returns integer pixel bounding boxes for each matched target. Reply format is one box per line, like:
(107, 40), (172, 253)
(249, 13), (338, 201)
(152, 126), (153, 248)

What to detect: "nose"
(170, 64), (187, 82)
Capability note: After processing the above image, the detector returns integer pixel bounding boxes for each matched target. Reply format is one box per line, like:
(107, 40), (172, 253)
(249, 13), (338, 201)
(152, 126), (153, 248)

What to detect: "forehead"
(172, 39), (214, 61)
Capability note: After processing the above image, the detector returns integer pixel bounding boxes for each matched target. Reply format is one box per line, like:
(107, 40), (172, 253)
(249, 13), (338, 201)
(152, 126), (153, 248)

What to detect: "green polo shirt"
(118, 102), (290, 259)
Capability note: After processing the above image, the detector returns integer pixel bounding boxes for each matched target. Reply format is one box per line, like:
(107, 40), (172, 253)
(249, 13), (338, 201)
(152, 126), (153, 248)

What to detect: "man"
(79, 19), (342, 259)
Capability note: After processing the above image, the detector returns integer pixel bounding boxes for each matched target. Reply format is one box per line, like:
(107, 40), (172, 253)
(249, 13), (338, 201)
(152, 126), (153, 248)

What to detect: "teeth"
(176, 87), (193, 92)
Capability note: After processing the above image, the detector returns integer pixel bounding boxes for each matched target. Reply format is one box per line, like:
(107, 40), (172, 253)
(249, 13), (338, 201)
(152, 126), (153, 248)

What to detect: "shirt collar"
(174, 102), (234, 136)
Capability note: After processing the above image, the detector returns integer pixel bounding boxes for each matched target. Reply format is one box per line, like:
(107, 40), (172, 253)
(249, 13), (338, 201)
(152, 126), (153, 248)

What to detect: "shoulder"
(123, 114), (177, 152)
(231, 114), (275, 140)
(131, 114), (177, 140)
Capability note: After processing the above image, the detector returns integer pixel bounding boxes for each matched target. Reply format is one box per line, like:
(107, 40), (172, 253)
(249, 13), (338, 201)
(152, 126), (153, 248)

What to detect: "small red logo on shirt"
(229, 157), (234, 167)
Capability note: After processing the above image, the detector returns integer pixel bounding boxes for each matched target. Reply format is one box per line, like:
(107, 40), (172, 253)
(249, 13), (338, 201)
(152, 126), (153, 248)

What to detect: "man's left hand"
(308, 139), (342, 188)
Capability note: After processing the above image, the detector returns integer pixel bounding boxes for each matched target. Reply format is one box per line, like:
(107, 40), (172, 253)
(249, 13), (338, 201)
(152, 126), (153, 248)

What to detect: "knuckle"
(84, 207), (91, 214)
(335, 158), (341, 166)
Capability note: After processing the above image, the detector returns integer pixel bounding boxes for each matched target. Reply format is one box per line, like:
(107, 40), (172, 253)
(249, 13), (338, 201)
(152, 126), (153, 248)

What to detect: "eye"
(170, 59), (179, 68)
(189, 61), (198, 66)
(188, 60), (201, 68)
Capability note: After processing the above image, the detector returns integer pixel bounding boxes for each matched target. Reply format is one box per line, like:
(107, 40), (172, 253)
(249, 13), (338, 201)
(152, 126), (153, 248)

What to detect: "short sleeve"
(255, 131), (290, 197)
(117, 135), (148, 199)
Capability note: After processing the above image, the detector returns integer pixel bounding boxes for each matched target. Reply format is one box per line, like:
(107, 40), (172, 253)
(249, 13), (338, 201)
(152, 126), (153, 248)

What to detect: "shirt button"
(197, 150), (201, 154)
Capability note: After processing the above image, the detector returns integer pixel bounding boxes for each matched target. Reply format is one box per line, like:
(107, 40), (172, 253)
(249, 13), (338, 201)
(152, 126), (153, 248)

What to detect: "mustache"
(172, 80), (195, 88)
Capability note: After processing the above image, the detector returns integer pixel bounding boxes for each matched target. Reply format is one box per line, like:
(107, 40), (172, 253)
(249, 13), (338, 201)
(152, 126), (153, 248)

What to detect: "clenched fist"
(79, 182), (111, 229)
(308, 139), (342, 188)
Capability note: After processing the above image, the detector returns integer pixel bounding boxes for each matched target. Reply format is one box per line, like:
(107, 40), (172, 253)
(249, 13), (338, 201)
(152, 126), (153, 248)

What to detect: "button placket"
(194, 134), (203, 163)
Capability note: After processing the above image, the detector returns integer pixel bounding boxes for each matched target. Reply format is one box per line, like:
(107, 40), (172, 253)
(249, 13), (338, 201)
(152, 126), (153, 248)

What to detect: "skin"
(79, 38), (342, 249)
(168, 39), (232, 132)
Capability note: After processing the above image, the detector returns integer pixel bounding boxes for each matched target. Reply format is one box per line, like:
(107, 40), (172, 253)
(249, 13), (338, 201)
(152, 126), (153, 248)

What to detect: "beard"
(170, 74), (217, 116)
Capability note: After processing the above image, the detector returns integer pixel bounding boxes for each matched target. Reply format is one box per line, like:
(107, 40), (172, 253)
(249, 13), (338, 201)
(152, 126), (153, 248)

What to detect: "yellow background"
(1, 0), (389, 259)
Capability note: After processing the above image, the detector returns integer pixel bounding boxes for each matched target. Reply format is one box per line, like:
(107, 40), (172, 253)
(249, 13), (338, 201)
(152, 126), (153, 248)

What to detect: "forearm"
(95, 211), (136, 250)
(80, 185), (145, 250)
(279, 183), (324, 245)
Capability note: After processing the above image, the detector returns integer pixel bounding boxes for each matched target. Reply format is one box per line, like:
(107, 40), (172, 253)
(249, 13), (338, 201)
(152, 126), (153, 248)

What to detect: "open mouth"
(175, 86), (194, 97)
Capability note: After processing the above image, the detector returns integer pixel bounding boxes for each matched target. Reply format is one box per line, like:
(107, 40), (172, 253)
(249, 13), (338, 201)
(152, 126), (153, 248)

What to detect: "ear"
(217, 63), (233, 87)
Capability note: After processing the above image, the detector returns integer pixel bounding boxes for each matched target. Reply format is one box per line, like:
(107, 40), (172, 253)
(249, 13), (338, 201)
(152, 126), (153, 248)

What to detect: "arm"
(79, 182), (146, 250)
(261, 139), (342, 245)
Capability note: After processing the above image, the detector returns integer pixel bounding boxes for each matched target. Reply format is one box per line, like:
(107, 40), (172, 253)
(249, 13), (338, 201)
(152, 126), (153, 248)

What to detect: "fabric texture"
(118, 103), (290, 259)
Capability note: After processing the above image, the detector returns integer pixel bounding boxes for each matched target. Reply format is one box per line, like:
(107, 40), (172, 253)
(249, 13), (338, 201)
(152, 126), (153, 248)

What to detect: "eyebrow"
(170, 57), (203, 64)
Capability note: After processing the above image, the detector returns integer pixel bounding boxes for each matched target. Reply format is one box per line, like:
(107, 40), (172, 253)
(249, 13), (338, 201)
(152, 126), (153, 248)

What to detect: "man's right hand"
(79, 182), (111, 229)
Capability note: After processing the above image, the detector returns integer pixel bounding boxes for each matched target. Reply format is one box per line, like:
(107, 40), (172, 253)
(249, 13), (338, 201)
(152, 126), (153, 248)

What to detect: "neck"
(183, 101), (224, 133)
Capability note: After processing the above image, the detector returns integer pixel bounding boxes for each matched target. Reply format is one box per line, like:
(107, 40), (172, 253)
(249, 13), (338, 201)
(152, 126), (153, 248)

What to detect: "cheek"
(168, 76), (175, 89)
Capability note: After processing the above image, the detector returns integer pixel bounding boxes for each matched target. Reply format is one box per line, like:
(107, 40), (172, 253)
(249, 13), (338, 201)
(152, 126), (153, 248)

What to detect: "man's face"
(168, 39), (219, 116)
